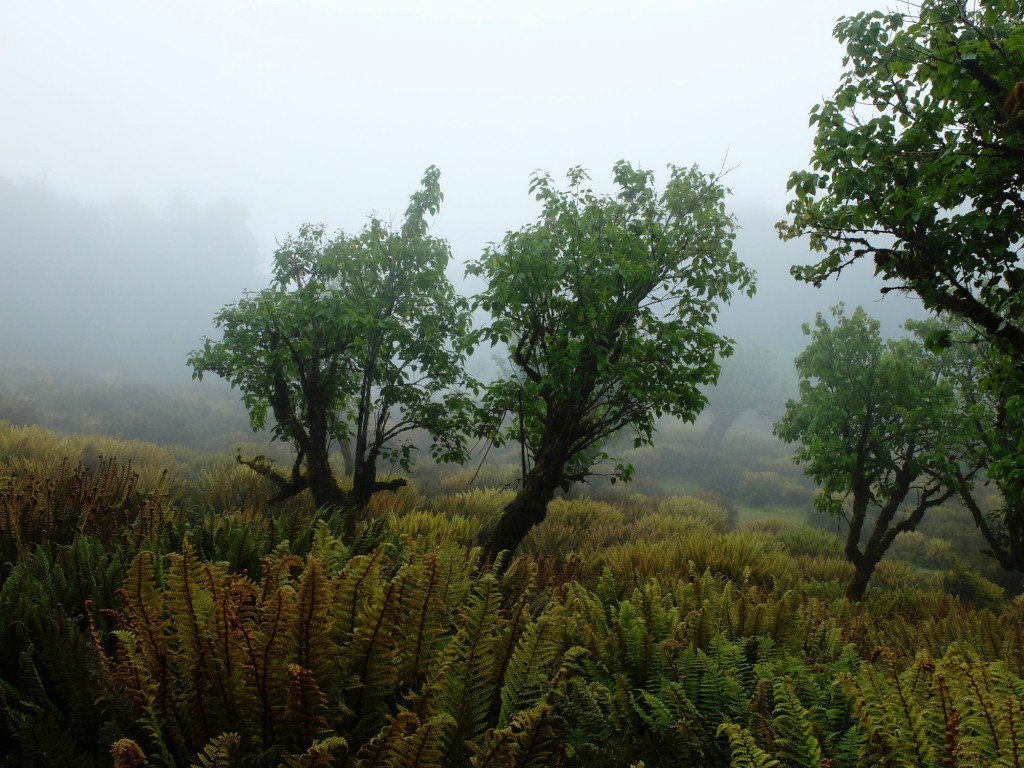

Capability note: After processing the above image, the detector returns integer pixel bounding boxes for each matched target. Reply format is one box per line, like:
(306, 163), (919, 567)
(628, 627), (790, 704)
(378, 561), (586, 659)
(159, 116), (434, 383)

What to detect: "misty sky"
(1, 0), (921, 383)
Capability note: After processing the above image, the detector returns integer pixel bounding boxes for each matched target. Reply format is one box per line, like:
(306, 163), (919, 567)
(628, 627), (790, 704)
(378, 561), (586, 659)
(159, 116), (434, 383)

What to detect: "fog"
(0, 0), (924, 440)
(0, 178), (260, 383)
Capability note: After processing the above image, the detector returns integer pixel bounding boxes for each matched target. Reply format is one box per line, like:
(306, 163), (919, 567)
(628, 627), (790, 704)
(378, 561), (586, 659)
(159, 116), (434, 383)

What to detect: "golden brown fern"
(345, 564), (411, 738)
(353, 711), (455, 768)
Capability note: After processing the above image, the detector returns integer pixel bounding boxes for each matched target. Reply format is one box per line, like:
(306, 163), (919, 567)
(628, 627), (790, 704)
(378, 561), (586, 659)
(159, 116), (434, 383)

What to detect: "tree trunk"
(352, 456), (378, 509)
(305, 447), (356, 538)
(340, 436), (354, 477)
(483, 456), (565, 563)
(703, 410), (740, 448)
(846, 562), (875, 601)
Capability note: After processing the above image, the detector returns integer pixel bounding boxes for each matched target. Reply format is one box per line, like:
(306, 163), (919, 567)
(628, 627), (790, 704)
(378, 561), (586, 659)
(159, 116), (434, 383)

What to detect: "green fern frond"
(397, 712), (456, 768)
(938, 646), (1024, 768)
(396, 551), (452, 688)
(346, 564), (410, 734)
(770, 677), (823, 768)
(309, 519), (350, 576)
(290, 556), (335, 690)
(353, 710), (454, 768)
(282, 663), (331, 752)
(353, 710), (417, 767)
(498, 604), (566, 727)
(717, 722), (781, 768)
(245, 566), (300, 752)
(331, 550), (388, 639)
(843, 651), (937, 768)
(165, 537), (222, 746)
(434, 573), (505, 761)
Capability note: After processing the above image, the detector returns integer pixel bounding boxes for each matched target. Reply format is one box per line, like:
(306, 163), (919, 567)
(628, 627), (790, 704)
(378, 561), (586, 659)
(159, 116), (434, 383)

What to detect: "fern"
(345, 564), (410, 739)
(433, 573), (505, 763)
(290, 556), (336, 696)
(353, 711), (454, 768)
(278, 736), (348, 768)
(282, 664), (331, 753)
(395, 550), (455, 691)
(112, 738), (149, 768)
(769, 677), (823, 768)
(717, 722), (781, 768)
(497, 603), (564, 726)
(189, 732), (240, 768)
(165, 538), (222, 747)
(470, 703), (560, 768)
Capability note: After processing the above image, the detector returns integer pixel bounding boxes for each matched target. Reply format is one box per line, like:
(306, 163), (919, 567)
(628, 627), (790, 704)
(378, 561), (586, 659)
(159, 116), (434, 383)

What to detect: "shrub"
(427, 488), (514, 540)
(776, 525), (844, 559)
(0, 458), (175, 562)
(702, 462), (746, 499)
(738, 470), (810, 507)
(657, 495), (731, 533)
(941, 568), (1005, 610)
(521, 497), (626, 554)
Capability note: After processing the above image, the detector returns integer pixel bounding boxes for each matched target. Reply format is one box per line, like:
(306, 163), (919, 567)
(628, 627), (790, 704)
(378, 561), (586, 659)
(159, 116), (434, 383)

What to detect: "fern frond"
(770, 677), (823, 768)
(717, 722), (781, 768)
(282, 663), (331, 752)
(353, 710), (454, 768)
(245, 566), (299, 752)
(471, 703), (560, 768)
(189, 732), (240, 768)
(396, 551), (450, 688)
(112, 738), (149, 768)
(434, 573), (505, 762)
(278, 735), (348, 768)
(346, 564), (410, 737)
(332, 550), (388, 639)
(498, 603), (565, 727)
(290, 556), (335, 691)
(165, 537), (224, 747)
(398, 712), (455, 768)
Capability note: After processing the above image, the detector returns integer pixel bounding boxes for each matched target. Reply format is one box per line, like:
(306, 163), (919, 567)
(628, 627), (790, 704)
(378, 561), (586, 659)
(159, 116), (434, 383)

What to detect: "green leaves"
(784, 1), (1024, 353)
(775, 306), (988, 596)
(468, 162), (754, 494)
(188, 168), (475, 516)
(783, 0), (1024, 573)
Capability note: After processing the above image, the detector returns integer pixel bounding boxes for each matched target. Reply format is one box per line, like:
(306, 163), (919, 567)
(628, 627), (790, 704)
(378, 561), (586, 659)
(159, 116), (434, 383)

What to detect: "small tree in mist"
(702, 344), (793, 447)
(188, 167), (474, 534)
(775, 306), (981, 599)
(468, 161), (755, 558)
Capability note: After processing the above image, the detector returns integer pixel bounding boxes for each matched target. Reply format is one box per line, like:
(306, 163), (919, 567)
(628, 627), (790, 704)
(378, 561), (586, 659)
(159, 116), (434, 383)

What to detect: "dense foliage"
(188, 168), (474, 533)
(781, 0), (1024, 569)
(468, 162), (755, 556)
(775, 307), (984, 599)
(1, 421), (1020, 767)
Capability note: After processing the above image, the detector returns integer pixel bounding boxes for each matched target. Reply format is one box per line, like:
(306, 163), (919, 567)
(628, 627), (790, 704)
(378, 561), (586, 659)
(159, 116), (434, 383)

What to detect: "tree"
(775, 306), (977, 599)
(701, 344), (793, 447)
(931, 322), (1024, 570)
(779, 0), (1024, 569)
(188, 168), (474, 534)
(468, 162), (755, 557)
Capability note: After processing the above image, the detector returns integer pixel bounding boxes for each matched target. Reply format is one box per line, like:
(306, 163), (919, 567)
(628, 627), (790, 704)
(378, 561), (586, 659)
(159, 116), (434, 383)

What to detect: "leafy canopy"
(780, 0), (1024, 361)
(188, 167), (474, 488)
(776, 306), (967, 520)
(774, 305), (984, 597)
(780, 0), (1024, 568)
(467, 161), (755, 485)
